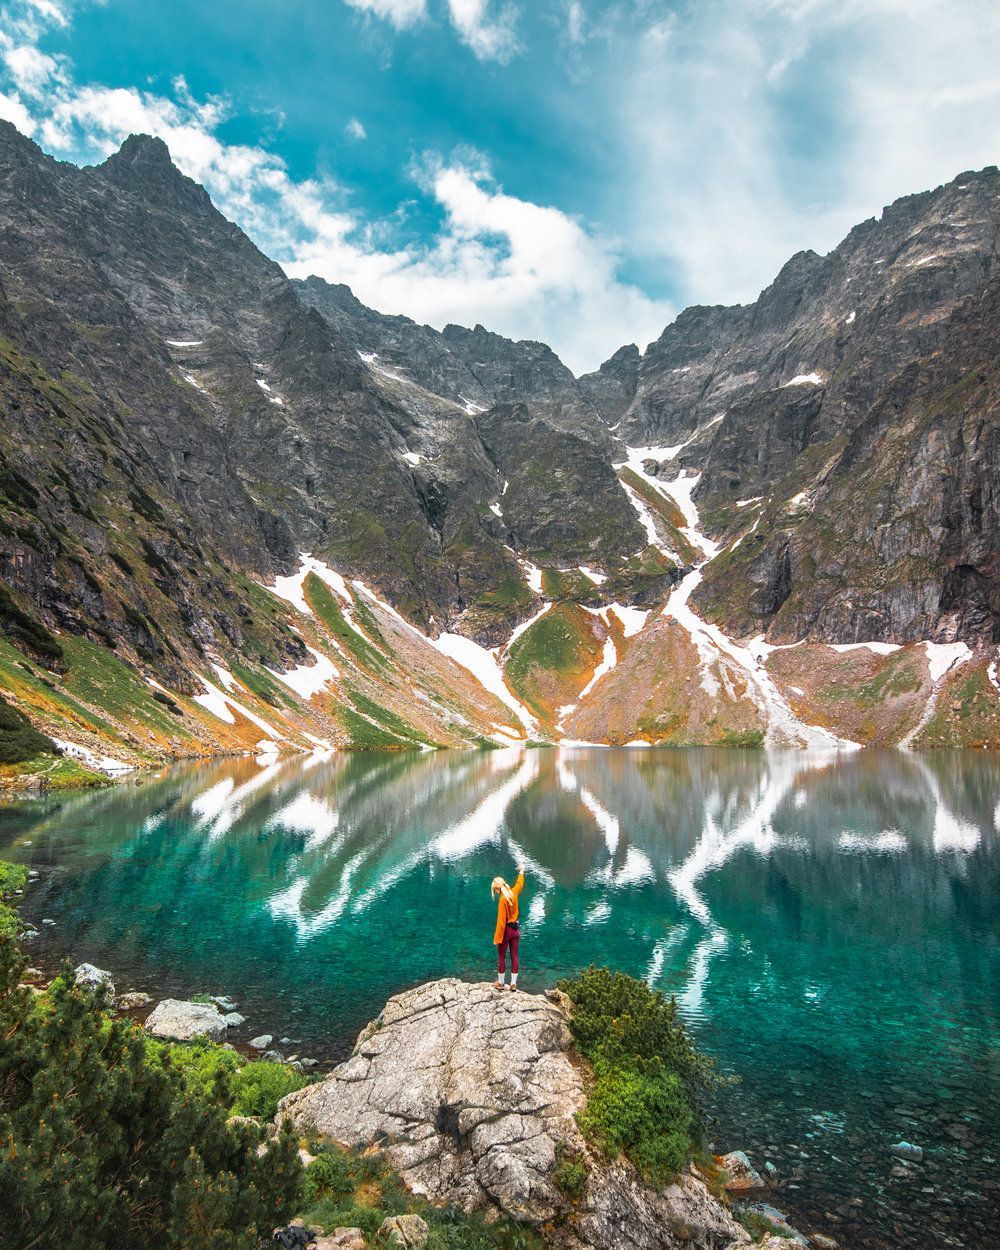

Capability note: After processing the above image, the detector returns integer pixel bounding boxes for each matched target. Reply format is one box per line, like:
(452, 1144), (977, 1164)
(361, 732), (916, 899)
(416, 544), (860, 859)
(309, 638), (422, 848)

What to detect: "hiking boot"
(509, 984), (519, 992)
(493, 981), (505, 991)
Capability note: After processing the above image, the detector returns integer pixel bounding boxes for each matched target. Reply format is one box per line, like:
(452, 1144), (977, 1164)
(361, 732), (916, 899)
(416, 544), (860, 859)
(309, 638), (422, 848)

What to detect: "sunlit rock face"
(279, 977), (749, 1250)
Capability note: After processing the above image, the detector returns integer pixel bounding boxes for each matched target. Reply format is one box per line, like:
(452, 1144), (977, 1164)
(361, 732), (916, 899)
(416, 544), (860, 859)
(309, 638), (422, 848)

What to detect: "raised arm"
(512, 865), (524, 897)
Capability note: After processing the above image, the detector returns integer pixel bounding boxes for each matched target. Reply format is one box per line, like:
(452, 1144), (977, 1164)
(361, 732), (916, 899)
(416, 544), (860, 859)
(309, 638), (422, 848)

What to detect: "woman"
(492, 863), (524, 991)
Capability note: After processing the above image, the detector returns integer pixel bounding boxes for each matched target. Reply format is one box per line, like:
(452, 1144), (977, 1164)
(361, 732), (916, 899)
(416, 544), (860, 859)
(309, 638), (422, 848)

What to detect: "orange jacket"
(493, 871), (524, 944)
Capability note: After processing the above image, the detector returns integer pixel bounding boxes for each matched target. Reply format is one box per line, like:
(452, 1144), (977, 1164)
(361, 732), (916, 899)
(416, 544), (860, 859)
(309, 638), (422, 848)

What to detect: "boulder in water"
(144, 998), (228, 1041)
(278, 978), (749, 1250)
(74, 963), (115, 997)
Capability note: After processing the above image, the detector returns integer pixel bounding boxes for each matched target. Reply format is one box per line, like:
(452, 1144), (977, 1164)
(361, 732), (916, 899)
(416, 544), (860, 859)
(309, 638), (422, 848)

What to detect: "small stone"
(74, 963), (115, 997)
(300, 1058), (319, 1069)
(116, 991), (152, 1011)
(890, 1140), (923, 1161)
(377, 1214), (429, 1248)
(41, 918), (55, 926)
(224, 1011), (245, 1028)
(23, 967), (44, 980)
(249, 1034), (273, 1051)
(19, 928), (39, 941)
(212, 995), (238, 1012)
(263, 1050), (285, 1063)
(764, 1161), (778, 1180)
(811, 1236), (839, 1250)
(718, 1149), (764, 1191)
(315, 1229), (367, 1249)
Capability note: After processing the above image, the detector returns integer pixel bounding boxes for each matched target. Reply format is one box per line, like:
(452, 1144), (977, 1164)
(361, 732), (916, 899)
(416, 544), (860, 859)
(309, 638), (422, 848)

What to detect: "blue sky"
(1, 0), (999, 371)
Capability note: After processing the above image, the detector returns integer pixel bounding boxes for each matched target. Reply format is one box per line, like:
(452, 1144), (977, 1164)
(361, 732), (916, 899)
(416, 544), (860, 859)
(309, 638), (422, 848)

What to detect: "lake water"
(2, 747), (997, 1248)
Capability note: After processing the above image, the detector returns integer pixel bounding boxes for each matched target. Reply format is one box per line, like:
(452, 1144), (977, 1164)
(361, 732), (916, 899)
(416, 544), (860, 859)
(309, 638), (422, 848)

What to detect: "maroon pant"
(497, 923), (520, 975)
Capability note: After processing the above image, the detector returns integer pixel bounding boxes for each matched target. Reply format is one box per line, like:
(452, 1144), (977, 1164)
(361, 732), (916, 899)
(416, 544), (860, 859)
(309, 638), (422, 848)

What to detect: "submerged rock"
(223, 1011), (246, 1028)
(144, 998), (228, 1041)
(249, 1033), (273, 1051)
(890, 1141), (924, 1161)
(278, 978), (748, 1250)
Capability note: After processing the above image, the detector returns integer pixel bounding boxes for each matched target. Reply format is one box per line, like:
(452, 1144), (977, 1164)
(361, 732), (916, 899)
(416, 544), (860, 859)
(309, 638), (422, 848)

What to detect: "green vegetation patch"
(298, 1141), (543, 1250)
(0, 693), (58, 764)
(340, 706), (412, 750)
(347, 687), (434, 747)
(558, 967), (724, 1187)
(306, 573), (391, 674)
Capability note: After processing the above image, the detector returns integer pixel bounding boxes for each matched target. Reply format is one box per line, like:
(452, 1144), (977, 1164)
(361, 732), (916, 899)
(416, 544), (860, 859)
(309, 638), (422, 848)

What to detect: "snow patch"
(401, 451), (422, 466)
(432, 633), (535, 735)
(489, 502), (503, 518)
(923, 641), (971, 684)
(165, 338), (202, 347)
(180, 372), (205, 392)
(269, 646), (339, 700)
(845, 311), (856, 325)
(522, 562), (544, 594)
(910, 253), (940, 267)
(578, 565), (606, 585)
(52, 738), (132, 777)
(782, 372), (825, 387)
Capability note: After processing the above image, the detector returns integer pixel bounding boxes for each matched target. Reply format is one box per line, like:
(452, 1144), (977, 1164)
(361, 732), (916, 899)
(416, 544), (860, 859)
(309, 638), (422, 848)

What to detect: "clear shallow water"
(1, 747), (998, 1249)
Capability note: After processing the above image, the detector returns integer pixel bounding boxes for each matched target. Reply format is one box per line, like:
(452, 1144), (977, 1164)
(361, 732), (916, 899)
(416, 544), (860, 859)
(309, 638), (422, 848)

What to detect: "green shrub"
(230, 1059), (309, 1120)
(553, 1143), (588, 1200)
(144, 1035), (243, 1101)
(558, 967), (723, 1186)
(0, 861), (27, 900)
(0, 934), (303, 1248)
(0, 693), (58, 764)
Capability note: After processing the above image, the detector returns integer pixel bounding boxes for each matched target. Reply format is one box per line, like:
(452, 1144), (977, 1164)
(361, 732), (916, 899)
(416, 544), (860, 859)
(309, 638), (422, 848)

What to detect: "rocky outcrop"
(278, 979), (748, 1250)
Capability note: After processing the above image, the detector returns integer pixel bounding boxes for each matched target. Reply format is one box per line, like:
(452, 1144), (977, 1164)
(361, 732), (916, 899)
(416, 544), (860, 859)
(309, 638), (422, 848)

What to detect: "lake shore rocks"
(144, 998), (229, 1041)
(278, 977), (749, 1250)
(73, 963), (115, 997)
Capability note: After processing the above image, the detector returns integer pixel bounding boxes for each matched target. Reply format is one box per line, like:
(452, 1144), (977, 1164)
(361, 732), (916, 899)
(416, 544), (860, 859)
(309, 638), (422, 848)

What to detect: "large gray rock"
(279, 978), (748, 1250)
(144, 998), (228, 1041)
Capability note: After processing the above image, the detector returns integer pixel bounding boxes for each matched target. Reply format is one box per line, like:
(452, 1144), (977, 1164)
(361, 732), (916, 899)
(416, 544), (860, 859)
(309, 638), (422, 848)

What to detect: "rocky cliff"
(278, 978), (748, 1250)
(0, 118), (998, 768)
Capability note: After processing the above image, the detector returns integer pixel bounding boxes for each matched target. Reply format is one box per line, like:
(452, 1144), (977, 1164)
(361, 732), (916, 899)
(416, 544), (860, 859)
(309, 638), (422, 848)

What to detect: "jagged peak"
(97, 132), (213, 214)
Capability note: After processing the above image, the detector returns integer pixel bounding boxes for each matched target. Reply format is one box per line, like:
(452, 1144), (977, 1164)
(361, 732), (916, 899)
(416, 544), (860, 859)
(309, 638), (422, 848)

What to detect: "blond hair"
(491, 876), (515, 908)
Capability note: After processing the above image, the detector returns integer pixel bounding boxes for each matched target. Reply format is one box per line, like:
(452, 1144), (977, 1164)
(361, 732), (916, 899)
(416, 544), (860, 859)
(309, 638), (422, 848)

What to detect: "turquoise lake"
(1, 747), (997, 1249)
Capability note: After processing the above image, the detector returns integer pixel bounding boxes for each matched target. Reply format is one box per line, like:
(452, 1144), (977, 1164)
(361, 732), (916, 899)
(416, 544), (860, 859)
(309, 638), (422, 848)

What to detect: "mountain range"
(0, 119), (998, 778)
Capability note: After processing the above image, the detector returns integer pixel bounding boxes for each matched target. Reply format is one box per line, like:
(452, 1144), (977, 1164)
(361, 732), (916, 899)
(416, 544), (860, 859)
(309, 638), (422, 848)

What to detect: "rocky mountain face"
(0, 119), (998, 768)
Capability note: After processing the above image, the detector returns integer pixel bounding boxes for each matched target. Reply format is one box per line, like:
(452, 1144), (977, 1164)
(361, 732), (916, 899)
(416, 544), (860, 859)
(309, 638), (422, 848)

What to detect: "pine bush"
(0, 872), (303, 1249)
(558, 966), (723, 1185)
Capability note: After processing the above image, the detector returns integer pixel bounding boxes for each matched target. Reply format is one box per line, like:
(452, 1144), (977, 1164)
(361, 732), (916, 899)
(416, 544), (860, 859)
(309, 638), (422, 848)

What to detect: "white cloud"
(342, 0), (427, 28)
(0, 88), (36, 133)
(0, 4), (665, 372)
(619, 0), (1000, 307)
(446, 0), (520, 63)
(284, 158), (670, 370)
(344, 116), (367, 140)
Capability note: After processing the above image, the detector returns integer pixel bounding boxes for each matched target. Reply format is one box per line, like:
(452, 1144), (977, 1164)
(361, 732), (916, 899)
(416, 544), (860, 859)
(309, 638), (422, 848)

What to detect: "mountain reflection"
(2, 746), (996, 1037)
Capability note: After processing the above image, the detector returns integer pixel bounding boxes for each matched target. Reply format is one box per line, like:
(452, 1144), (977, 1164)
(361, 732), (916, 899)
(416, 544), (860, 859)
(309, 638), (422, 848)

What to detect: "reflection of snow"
(677, 928), (728, 1018)
(432, 754), (538, 860)
(579, 786), (620, 855)
(270, 793), (340, 852)
(645, 925), (689, 986)
(838, 831), (907, 853)
(583, 899), (611, 925)
(269, 850), (366, 938)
